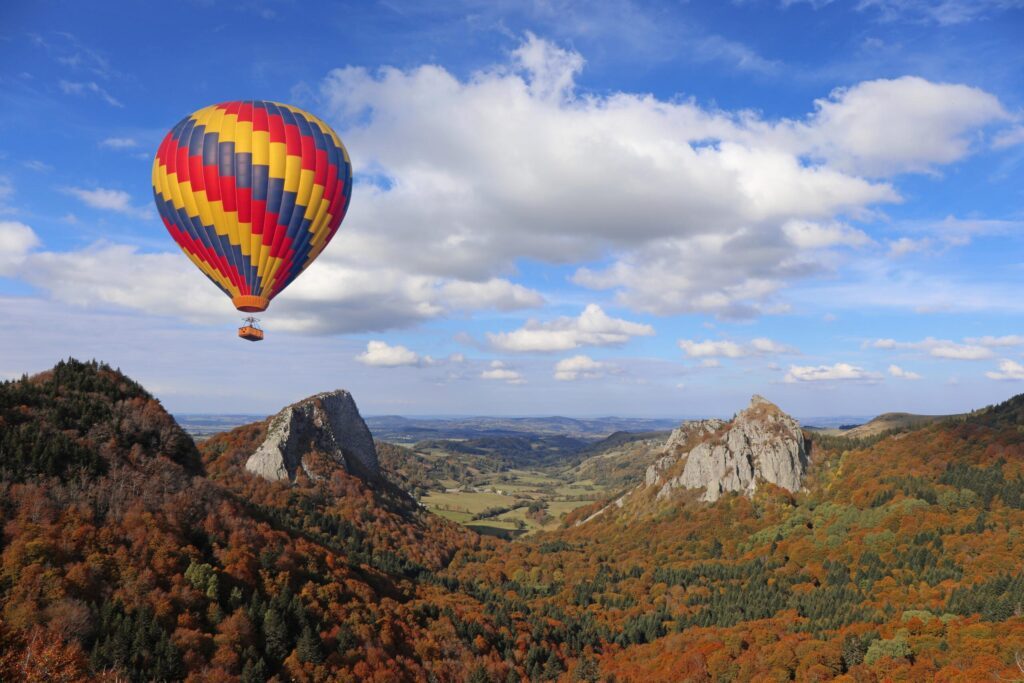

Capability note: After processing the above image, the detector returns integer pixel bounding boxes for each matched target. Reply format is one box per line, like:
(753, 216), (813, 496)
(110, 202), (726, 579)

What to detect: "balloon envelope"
(152, 100), (352, 312)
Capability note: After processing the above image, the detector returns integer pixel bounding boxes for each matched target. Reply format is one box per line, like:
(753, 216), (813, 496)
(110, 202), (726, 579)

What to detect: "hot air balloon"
(152, 100), (352, 341)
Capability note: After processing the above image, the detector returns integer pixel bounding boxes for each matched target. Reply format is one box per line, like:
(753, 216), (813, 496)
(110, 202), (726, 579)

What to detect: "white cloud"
(58, 80), (122, 107)
(855, 0), (1024, 25)
(986, 359), (1024, 381)
(0, 222), (40, 276)
(512, 31), (585, 101)
(100, 137), (138, 149)
(488, 304), (653, 352)
(906, 215), (1024, 248)
(888, 364), (921, 379)
(929, 343), (992, 360)
(782, 220), (872, 249)
(965, 335), (1024, 347)
(791, 76), (1007, 176)
(2, 234), (543, 335)
(64, 187), (150, 218)
(993, 126), (1024, 149)
(439, 278), (544, 311)
(750, 337), (792, 354)
(572, 230), (831, 318)
(679, 339), (745, 358)
(481, 360), (526, 384)
(319, 38), (955, 320)
(679, 336), (793, 359)
(22, 160), (52, 172)
(554, 354), (609, 381)
(20, 243), (227, 320)
(887, 236), (930, 257)
(784, 362), (881, 383)
(355, 340), (425, 367)
(867, 336), (994, 360)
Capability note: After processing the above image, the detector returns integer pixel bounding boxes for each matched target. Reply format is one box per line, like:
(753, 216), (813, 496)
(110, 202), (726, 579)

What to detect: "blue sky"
(2, 0), (1024, 418)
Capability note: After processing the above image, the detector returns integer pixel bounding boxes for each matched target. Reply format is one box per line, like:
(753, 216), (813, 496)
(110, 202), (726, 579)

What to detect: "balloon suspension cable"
(242, 316), (261, 328)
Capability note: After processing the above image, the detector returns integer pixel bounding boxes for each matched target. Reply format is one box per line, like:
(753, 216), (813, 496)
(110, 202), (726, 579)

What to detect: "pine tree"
(263, 607), (290, 662)
(241, 653), (268, 683)
(296, 625), (323, 664)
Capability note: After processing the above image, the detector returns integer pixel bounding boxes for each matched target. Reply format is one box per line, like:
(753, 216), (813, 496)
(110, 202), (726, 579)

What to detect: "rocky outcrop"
(245, 390), (380, 483)
(645, 395), (807, 502)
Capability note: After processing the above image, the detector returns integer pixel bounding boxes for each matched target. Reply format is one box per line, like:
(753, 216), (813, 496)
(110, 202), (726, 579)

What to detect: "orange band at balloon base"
(233, 295), (270, 312)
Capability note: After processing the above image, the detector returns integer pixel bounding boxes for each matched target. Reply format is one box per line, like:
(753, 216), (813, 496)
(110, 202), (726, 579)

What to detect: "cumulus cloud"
(439, 279), (544, 311)
(481, 360), (526, 384)
(355, 340), (426, 367)
(20, 243), (227, 320)
(320, 36), (990, 320)
(791, 76), (1007, 176)
(0, 222), (40, 276)
(553, 355), (609, 381)
(986, 359), (1024, 381)
(487, 304), (654, 352)
(64, 187), (150, 218)
(678, 336), (793, 359)
(679, 339), (745, 358)
(784, 362), (881, 383)
(888, 364), (921, 379)
(2, 232), (544, 334)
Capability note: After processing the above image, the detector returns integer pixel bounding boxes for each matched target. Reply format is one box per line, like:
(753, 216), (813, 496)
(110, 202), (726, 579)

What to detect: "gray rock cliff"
(245, 390), (380, 483)
(645, 395), (807, 502)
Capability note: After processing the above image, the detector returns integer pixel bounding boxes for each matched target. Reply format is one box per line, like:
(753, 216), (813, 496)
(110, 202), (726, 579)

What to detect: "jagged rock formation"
(245, 390), (380, 483)
(645, 395), (807, 502)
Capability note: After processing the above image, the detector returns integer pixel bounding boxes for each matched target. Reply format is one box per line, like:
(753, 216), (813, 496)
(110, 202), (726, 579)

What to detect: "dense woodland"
(2, 359), (1024, 681)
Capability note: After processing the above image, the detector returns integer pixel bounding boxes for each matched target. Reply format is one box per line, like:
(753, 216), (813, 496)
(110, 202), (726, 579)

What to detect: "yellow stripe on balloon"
(268, 140), (286, 180)
(283, 155), (301, 193)
(303, 182), (325, 221)
(219, 109), (244, 251)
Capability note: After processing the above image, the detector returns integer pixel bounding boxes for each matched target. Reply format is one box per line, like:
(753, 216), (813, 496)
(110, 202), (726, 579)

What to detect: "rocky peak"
(245, 390), (380, 483)
(645, 395), (807, 502)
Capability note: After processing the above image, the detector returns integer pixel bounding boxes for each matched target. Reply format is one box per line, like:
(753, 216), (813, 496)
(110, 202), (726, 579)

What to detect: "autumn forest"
(2, 359), (1024, 682)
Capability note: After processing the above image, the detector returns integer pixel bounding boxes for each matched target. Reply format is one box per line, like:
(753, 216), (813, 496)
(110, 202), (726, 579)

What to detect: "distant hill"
(175, 413), (267, 440)
(837, 411), (962, 438)
(365, 414), (680, 443)
(803, 411), (965, 445)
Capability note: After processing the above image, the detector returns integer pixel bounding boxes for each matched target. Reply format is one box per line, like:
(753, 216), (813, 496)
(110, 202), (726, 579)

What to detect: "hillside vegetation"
(2, 360), (1024, 681)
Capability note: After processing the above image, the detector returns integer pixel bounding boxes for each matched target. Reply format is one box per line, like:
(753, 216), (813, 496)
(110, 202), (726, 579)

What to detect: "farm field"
(416, 463), (610, 537)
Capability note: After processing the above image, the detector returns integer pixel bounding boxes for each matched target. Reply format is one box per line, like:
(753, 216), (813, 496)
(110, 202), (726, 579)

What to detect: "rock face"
(245, 390), (380, 483)
(644, 395), (807, 502)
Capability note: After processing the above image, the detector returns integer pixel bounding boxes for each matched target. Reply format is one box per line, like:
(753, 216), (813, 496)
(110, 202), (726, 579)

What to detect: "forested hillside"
(2, 360), (1024, 681)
